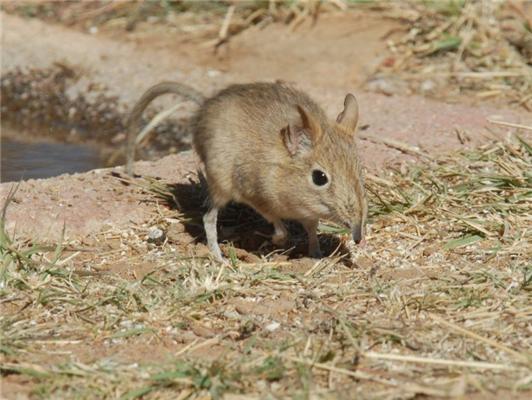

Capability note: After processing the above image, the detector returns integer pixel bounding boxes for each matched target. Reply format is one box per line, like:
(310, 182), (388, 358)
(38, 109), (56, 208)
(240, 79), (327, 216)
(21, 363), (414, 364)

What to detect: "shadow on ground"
(136, 173), (350, 261)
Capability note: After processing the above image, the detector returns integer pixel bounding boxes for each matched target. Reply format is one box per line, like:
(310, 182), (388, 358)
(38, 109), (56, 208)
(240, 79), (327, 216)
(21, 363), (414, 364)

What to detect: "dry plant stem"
(218, 5), (235, 43)
(429, 314), (531, 364)
(283, 356), (450, 397)
(327, 0), (347, 11)
(363, 351), (519, 371)
(360, 133), (433, 159)
(453, 17), (474, 70)
(397, 71), (526, 79)
(220, 5), (235, 39)
(67, 1), (129, 25)
(487, 119), (532, 132)
(365, 173), (395, 188)
(175, 337), (220, 358)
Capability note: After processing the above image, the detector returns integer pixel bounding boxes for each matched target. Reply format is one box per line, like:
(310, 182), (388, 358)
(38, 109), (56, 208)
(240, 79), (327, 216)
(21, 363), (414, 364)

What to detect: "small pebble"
(265, 321), (280, 332)
(147, 226), (166, 245)
(366, 78), (396, 96)
(420, 79), (435, 93)
(207, 69), (222, 78)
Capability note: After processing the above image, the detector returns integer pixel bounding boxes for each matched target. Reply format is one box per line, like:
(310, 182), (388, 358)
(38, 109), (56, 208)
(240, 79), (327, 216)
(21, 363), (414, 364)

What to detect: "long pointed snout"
(352, 223), (364, 244)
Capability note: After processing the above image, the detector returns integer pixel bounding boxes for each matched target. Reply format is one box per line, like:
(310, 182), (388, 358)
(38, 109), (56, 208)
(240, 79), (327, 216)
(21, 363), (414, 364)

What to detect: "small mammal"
(127, 81), (367, 261)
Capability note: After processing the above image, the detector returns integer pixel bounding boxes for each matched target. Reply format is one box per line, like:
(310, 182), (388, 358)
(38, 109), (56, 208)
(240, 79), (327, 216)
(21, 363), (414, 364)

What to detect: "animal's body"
(127, 81), (367, 261)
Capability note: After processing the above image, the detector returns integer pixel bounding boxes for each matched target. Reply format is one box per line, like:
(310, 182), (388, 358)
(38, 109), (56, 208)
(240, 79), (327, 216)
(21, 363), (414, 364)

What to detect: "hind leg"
(203, 206), (225, 262)
(202, 177), (231, 263)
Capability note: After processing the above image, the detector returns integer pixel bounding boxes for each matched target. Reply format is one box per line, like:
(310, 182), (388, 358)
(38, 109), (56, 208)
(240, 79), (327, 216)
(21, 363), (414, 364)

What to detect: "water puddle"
(1, 134), (105, 182)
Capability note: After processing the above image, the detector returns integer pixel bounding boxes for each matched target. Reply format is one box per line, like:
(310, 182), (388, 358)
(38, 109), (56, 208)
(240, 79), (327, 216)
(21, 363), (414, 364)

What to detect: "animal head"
(280, 94), (367, 243)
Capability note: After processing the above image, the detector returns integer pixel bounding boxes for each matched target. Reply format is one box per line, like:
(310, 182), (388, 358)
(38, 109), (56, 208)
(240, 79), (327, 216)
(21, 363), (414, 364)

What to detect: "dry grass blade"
(284, 355), (452, 397)
(363, 351), (519, 371)
(215, 4), (235, 49)
(365, 173), (395, 188)
(429, 314), (532, 365)
(487, 119), (532, 132)
(360, 133), (433, 159)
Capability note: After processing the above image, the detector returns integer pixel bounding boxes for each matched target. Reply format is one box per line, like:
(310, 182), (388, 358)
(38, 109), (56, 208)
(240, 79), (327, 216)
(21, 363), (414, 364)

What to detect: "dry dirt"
(1, 6), (531, 400)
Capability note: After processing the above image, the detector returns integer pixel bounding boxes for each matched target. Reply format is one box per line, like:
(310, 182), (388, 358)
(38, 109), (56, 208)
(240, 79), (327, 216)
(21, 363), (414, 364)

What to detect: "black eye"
(312, 169), (328, 186)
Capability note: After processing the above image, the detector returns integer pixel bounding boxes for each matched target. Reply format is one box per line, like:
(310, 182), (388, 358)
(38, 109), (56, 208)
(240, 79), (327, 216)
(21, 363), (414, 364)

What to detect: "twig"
(429, 314), (531, 364)
(289, 4), (309, 32)
(487, 119), (532, 132)
(243, 8), (266, 26)
(284, 355), (449, 397)
(175, 337), (219, 358)
(304, 252), (344, 278)
(360, 133), (433, 159)
(453, 17), (474, 70)
(56, 251), (81, 266)
(395, 71), (525, 79)
(365, 173), (395, 188)
(220, 5), (235, 40)
(363, 351), (517, 371)
(67, 2), (129, 25)
(446, 212), (494, 237)
(215, 4), (235, 49)
(327, 0), (347, 11)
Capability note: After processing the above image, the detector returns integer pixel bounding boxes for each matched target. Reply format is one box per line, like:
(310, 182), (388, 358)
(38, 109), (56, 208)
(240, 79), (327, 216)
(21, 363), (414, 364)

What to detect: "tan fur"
(127, 81), (367, 261)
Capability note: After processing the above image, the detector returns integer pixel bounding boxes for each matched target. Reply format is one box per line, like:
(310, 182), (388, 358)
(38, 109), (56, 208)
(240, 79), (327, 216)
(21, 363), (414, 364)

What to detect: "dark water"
(1, 136), (104, 182)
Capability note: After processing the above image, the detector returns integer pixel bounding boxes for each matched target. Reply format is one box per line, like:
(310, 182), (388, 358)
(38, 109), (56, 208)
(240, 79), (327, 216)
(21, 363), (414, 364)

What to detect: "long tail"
(126, 81), (205, 175)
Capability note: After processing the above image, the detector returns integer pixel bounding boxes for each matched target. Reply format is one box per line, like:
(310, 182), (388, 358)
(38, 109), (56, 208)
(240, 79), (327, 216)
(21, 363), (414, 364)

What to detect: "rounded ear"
(281, 125), (301, 156)
(296, 105), (322, 143)
(280, 105), (322, 157)
(336, 93), (359, 135)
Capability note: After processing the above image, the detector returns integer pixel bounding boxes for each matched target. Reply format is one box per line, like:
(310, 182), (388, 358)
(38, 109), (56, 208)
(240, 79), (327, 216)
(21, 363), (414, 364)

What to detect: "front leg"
(302, 219), (322, 258)
(271, 219), (288, 247)
(253, 208), (288, 249)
